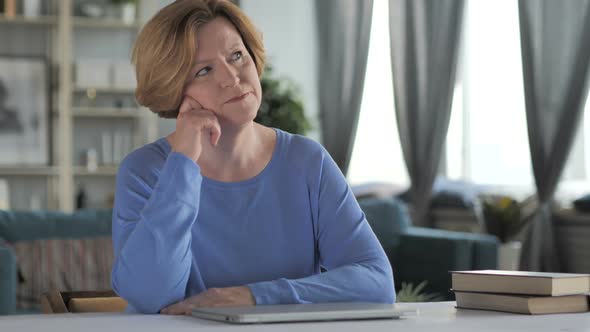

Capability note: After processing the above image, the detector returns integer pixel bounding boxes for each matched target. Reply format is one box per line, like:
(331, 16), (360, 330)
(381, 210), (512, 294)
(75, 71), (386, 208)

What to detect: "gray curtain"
(316, 0), (373, 175)
(389, 0), (465, 226)
(519, 0), (590, 271)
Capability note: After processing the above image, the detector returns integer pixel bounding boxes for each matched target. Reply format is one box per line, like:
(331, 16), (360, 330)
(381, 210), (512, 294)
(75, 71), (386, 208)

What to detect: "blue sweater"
(111, 128), (395, 314)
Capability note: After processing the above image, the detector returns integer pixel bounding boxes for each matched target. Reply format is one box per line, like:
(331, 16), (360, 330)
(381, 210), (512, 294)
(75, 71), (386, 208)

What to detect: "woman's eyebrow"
(226, 42), (241, 50)
(194, 43), (242, 66)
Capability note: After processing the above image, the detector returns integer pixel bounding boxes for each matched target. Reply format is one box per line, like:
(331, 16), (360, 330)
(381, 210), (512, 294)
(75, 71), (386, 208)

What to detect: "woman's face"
(184, 17), (262, 127)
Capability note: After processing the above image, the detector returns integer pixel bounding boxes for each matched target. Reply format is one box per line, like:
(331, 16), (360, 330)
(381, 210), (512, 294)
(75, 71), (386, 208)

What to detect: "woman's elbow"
(378, 268), (396, 304)
(370, 258), (396, 304)
(381, 287), (396, 304)
(111, 267), (169, 314)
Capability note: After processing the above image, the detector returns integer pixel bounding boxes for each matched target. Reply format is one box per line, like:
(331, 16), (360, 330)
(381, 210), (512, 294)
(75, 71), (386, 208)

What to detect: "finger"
(172, 301), (195, 315)
(209, 118), (221, 146)
(177, 98), (192, 115)
(185, 96), (202, 110)
(160, 301), (184, 315)
(161, 302), (191, 315)
(160, 305), (176, 315)
(195, 111), (221, 146)
(178, 96), (202, 115)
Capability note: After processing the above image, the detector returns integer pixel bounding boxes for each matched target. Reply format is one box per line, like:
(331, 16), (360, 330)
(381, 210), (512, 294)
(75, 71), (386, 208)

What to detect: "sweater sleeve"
(111, 151), (202, 314)
(247, 147), (396, 304)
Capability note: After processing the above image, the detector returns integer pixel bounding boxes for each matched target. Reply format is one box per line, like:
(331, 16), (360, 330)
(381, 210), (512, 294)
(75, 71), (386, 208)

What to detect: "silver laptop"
(191, 302), (416, 324)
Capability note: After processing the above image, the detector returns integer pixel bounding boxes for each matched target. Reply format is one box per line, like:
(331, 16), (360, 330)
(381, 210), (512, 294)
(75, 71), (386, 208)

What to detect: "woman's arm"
(247, 147), (395, 304)
(111, 151), (202, 313)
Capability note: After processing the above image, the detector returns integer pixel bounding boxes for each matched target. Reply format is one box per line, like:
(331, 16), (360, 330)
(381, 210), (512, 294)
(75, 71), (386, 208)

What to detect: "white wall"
(241, 0), (320, 141)
(151, 0), (178, 137)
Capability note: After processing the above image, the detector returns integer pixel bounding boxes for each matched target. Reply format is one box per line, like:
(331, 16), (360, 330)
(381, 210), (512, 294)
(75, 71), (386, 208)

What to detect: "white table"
(1, 302), (589, 332)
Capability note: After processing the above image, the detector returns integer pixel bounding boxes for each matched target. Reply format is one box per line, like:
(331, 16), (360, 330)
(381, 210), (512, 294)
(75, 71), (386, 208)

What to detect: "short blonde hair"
(132, 0), (266, 118)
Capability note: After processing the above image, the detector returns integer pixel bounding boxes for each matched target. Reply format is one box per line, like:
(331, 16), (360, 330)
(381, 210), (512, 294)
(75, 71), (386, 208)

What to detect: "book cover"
(451, 270), (590, 296)
(455, 291), (589, 315)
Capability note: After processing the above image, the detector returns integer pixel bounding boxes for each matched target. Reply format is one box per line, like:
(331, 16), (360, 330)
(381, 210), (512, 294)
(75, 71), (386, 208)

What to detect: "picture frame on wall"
(0, 56), (49, 166)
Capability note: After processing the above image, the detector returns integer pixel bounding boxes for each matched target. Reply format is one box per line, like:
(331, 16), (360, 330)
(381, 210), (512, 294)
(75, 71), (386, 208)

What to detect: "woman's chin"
(221, 103), (259, 125)
(219, 109), (258, 128)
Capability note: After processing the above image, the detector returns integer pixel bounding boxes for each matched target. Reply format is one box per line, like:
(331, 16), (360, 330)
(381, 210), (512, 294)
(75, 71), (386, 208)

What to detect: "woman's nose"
(217, 62), (240, 88)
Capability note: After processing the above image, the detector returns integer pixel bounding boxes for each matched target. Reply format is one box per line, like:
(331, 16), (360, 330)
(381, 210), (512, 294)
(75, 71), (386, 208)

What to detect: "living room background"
(349, 0), (590, 205)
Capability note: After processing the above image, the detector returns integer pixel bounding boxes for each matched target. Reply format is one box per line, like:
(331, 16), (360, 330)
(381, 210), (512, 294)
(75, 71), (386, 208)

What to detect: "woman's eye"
(196, 66), (211, 77)
(231, 51), (243, 61)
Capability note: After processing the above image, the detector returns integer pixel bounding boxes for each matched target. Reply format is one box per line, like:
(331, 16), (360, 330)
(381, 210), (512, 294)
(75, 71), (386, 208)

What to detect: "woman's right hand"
(171, 96), (221, 163)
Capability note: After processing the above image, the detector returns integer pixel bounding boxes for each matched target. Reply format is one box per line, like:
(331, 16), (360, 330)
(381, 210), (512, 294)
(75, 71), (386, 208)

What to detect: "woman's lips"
(225, 92), (251, 104)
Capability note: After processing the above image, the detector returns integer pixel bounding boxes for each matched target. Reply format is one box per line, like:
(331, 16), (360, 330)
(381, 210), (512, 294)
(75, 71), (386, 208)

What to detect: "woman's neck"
(200, 121), (259, 163)
(197, 122), (273, 182)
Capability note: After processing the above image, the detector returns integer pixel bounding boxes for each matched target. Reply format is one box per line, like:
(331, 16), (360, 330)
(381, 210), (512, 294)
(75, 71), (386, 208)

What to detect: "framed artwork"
(0, 56), (49, 166)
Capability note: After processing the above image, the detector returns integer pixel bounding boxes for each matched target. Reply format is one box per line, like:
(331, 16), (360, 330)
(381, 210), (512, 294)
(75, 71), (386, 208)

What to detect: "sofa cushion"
(12, 236), (114, 311)
(351, 182), (407, 200)
(573, 193), (590, 213)
(0, 209), (112, 242)
(358, 198), (410, 250)
(395, 231), (474, 299)
(396, 177), (485, 210)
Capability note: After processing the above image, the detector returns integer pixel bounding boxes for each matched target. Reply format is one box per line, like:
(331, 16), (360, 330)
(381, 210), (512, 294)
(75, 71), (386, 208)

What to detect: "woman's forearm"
(248, 256), (395, 305)
(111, 152), (202, 313)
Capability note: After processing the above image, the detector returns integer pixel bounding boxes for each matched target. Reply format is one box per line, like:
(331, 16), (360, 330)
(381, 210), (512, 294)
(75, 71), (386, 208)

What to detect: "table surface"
(1, 302), (589, 332)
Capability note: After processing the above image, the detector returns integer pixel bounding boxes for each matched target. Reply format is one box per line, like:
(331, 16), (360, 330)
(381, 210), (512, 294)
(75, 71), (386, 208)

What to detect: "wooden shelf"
(71, 107), (141, 118)
(2, 1), (158, 212)
(0, 15), (141, 29)
(73, 17), (142, 29)
(73, 166), (119, 176)
(0, 15), (57, 25)
(0, 166), (58, 176)
(73, 87), (136, 94)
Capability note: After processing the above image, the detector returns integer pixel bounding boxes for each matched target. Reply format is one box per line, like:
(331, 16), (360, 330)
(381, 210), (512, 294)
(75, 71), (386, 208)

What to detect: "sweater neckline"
(158, 127), (282, 187)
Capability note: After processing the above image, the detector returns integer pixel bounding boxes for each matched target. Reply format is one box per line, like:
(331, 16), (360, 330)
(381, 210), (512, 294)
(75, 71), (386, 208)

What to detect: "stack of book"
(452, 270), (590, 314)
(431, 208), (484, 233)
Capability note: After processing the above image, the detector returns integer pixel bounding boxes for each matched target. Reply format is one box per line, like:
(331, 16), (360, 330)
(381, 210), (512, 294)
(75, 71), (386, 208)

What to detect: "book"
(451, 270), (590, 296)
(454, 291), (589, 315)
(0, 178), (9, 209)
(434, 219), (483, 233)
(431, 208), (485, 233)
(4, 0), (16, 18)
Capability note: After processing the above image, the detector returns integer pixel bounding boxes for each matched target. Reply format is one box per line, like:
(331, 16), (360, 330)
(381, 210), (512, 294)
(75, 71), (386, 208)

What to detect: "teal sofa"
(0, 199), (498, 314)
(0, 209), (112, 315)
(358, 198), (499, 299)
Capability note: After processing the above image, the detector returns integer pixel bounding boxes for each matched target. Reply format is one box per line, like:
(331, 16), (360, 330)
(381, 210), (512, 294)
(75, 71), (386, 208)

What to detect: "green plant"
(255, 65), (311, 135)
(482, 195), (530, 243)
(396, 281), (443, 302)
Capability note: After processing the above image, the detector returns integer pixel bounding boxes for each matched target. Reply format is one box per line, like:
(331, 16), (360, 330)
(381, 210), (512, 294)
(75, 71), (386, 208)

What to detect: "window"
(447, 0), (532, 188)
(349, 0), (590, 201)
(347, 0), (408, 187)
